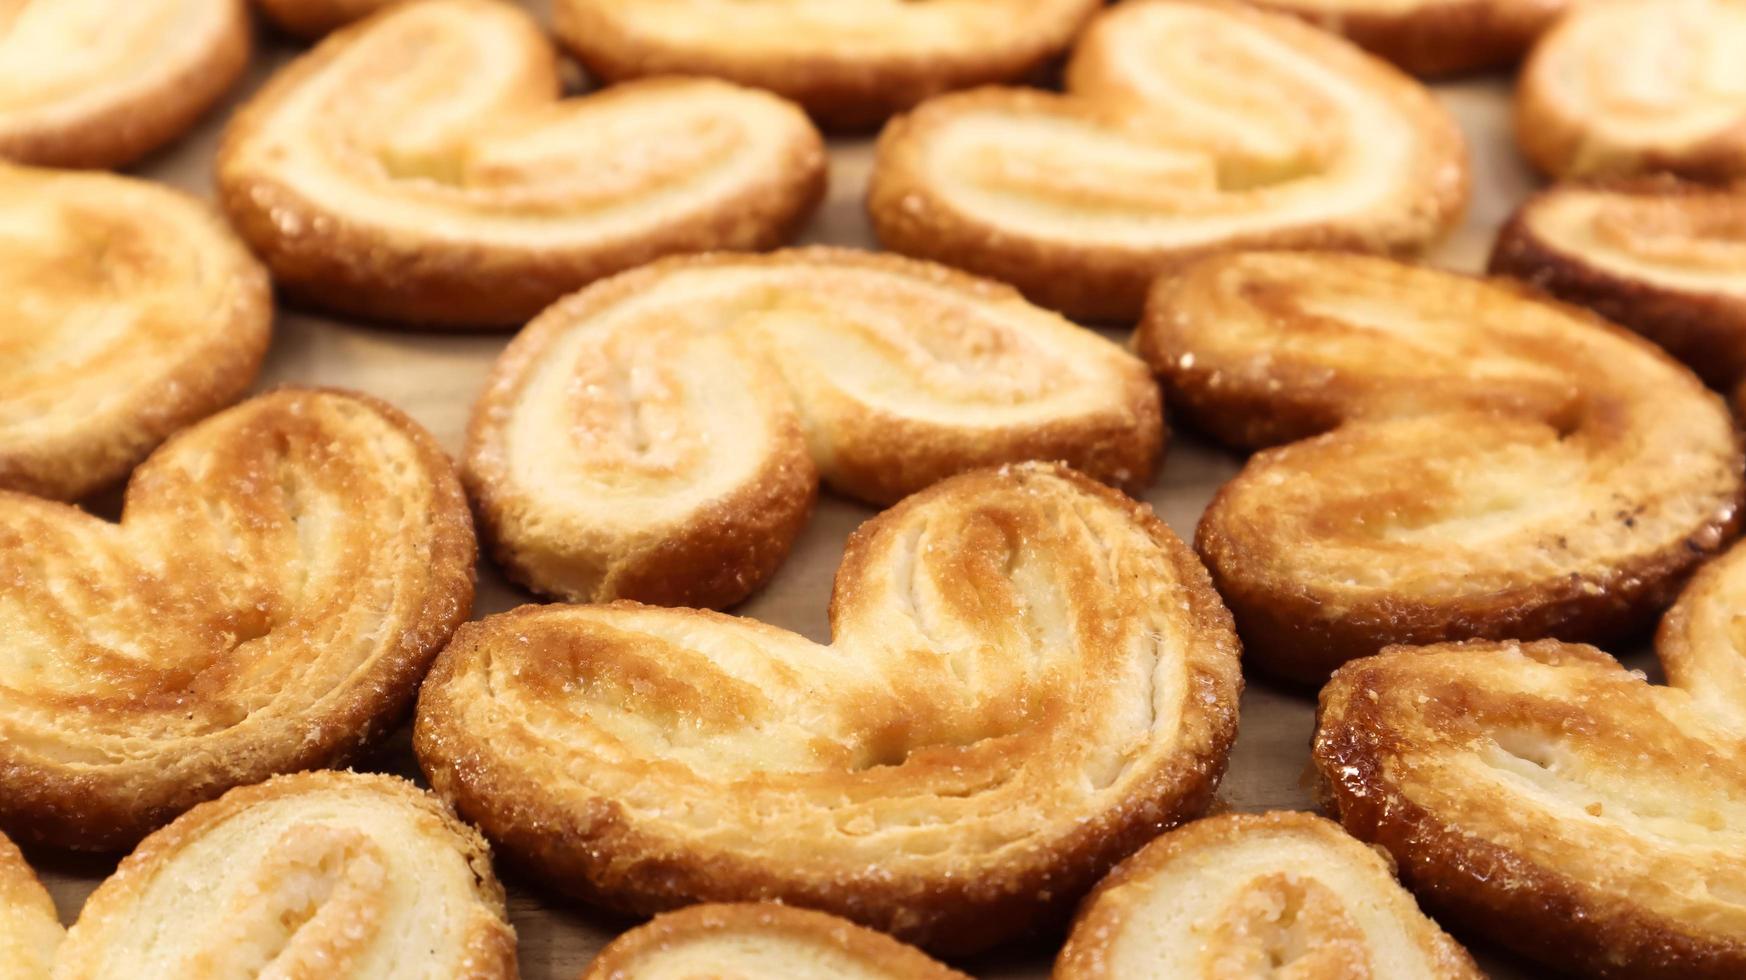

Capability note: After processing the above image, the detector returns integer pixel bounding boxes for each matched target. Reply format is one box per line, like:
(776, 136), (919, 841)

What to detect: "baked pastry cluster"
(416, 463), (1243, 954)
(0, 164), (271, 501)
(1317, 533), (1746, 978)
(0, 388), (475, 850)
(1246, 0), (1571, 76)
(581, 904), (967, 979)
(1056, 811), (1481, 978)
(0, 0), (248, 168)
(1518, 0), (1746, 180)
(52, 771), (516, 978)
(218, 0), (827, 328)
(553, 0), (1101, 128)
(465, 248), (1162, 607)
(1138, 250), (1742, 682)
(870, 0), (1469, 320)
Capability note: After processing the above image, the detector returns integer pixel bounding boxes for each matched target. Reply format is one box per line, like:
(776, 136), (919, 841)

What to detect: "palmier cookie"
(0, 165), (271, 502)
(1055, 812), (1480, 979)
(0, 0), (248, 168)
(1136, 250), (1742, 684)
(465, 248), (1162, 609)
(217, 0), (826, 329)
(552, 0), (1101, 129)
(1518, 0), (1746, 180)
(869, 0), (1468, 322)
(1315, 532), (1746, 980)
(256, 0), (399, 37)
(1243, 0), (1571, 76)
(416, 462), (1243, 954)
(581, 904), (968, 979)
(0, 831), (60, 978)
(54, 771), (516, 978)
(1491, 179), (1746, 388)
(0, 388), (475, 851)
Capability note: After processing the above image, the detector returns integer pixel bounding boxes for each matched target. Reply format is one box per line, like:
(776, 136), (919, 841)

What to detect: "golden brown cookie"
(1244, 0), (1571, 76)
(416, 463), (1243, 955)
(1491, 178), (1746, 388)
(465, 247), (1163, 608)
(580, 904), (968, 980)
(0, 831), (59, 979)
(1136, 250), (1742, 683)
(869, 0), (1468, 322)
(255, 0), (400, 37)
(0, 164), (272, 502)
(0, 0), (249, 168)
(1315, 529), (1746, 980)
(552, 0), (1101, 129)
(54, 771), (516, 978)
(217, 0), (826, 329)
(0, 387), (475, 851)
(1517, 0), (1746, 180)
(1055, 811), (1480, 979)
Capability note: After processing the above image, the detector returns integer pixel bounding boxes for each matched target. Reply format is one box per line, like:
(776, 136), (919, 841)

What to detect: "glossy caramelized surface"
(465, 247), (1162, 607)
(416, 463), (1242, 955)
(870, 0), (1468, 320)
(0, 388), (476, 850)
(1137, 250), (1742, 682)
(218, 0), (826, 327)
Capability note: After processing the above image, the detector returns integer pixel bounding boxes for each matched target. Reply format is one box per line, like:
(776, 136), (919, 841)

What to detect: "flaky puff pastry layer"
(1055, 812), (1480, 979)
(0, 165), (271, 502)
(416, 463), (1242, 955)
(0, 388), (476, 851)
(1316, 534), (1746, 980)
(869, 0), (1468, 322)
(1518, 0), (1746, 180)
(1492, 178), (1746, 388)
(217, 0), (826, 329)
(1136, 251), (1743, 683)
(0, 0), (248, 168)
(54, 771), (516, 979)
(465, 248), (1162, 609)
(553, 0), (1100, 129)
(1244, 0), (1571, 76)
(0, 831), (59, 979)
(580, 904), (968, 980)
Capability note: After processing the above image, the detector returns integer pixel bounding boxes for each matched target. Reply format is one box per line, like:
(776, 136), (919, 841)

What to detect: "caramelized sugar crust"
(580, 903), (968, 980)
(1245, 0), (1570, 76)
(416, 463), (1243, 955)
(218, 0), (827, 328)
(869, 0), (1468, 321)
(1055, 811), (1480, 979)
(0, 388), (476, 850)
(55, 771), (516, 979)
(0, 164), (271, 502)
(1492, 178), (1746, 387)
(1136, 250), (1742, 683)
(465, 247), (1163, 608)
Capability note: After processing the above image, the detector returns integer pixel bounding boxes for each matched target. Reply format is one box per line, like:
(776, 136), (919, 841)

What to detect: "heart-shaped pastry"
(552, 0), (1101, 128)
(465, 247), (1163, 609)
(1055, 811), (1480, 979)
(0, 830), (58, 979)
(54, 771), (517, 978)
(1244, 0), (1572, 76)
(869, 0), (1468, 321)
(581, 904), (967, 979)
(0, 387), (475, 850)
(0, 0), (249, 168)
(217, 0), (827, 328)
(415, 462), (1242, 954)
(0, 164), (271, 501)
(1518, 0), (1746, 180)
(1136, 250), (1743, 683)
(1315, 532), (1746, 978)
(1491, 178), (1746, 388)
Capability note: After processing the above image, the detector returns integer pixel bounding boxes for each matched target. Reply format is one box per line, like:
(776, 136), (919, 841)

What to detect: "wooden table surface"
(25, 5), (1599, 976)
